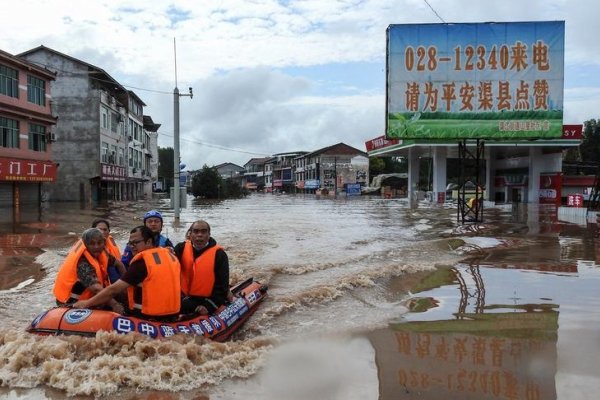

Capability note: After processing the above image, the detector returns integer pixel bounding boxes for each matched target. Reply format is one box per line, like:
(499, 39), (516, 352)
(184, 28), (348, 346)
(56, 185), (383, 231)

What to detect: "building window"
(111, 112), (118, 133)
(129, 147), (134, 167)
(27, 75), (46, 106)
(1, 117), (19, 148)
(109, 144), (117, 164)
(0, 64), (19, 98)
(101, 106), (109, 130)
(28, 123), (46, 152)
(118, 147), (125, 166)
(101, 141), (109, 163)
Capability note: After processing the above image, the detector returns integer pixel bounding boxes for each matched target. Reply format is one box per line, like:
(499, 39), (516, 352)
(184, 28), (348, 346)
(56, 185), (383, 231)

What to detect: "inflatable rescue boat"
(27, 278), (267, 341)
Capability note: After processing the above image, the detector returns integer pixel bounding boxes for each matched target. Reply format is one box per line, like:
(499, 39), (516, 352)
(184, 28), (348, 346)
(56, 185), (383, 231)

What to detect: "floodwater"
(0, 194), (599, 399)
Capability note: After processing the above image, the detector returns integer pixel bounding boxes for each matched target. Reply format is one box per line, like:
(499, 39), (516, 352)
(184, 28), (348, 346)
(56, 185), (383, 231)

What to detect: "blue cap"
(143, 210), (163, 223)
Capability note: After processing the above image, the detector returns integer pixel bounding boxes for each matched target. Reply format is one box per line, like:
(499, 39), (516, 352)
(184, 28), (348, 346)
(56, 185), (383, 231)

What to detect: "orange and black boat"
(27, 278), (267, 341)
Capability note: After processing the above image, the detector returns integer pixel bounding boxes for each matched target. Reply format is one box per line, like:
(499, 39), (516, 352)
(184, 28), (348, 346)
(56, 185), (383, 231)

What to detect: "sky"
(2, 0), (600, 170)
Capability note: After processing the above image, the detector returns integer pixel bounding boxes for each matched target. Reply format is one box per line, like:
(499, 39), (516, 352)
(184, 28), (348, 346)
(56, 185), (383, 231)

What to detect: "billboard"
(386, 21), (565, 140)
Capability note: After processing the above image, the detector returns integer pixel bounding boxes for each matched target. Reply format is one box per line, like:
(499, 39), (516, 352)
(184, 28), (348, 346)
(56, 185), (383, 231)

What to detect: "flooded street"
(1, 194), (600, 399)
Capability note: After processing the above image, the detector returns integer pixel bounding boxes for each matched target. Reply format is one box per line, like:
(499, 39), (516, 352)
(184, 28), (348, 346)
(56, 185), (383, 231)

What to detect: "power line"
(423, 0), (445, 23)
(158, 131), (271, 156)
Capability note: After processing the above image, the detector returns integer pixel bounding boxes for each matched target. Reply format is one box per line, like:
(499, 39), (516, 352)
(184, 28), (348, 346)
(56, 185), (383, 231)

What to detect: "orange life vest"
(105, 235), (121, 259)
(53, 239), (109, 303)
(127, 247), (181, 316)
(180, 240), (221, 297)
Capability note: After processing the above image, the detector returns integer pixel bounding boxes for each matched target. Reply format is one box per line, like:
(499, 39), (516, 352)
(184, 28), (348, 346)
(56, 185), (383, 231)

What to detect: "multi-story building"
(294, 143), (369, 194)
(18, 45), (158, 203)
(271, 151), (308, 193)
(215, 162), (245, 180)
(143, 115), (160, 198)
(242, 157), (271, 190)
(0, 49), (58, 212)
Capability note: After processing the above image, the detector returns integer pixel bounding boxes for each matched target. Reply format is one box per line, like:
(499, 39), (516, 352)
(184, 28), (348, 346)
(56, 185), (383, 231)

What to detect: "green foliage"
(222, 178), (248, 198)
(191, 165), (248, 199)
(369, 157), (386, 176)
(191, 165), (221, 198)
(580, 119), (600, 164)
(158, 147), (174, 189)
(368, 157), (407, 179)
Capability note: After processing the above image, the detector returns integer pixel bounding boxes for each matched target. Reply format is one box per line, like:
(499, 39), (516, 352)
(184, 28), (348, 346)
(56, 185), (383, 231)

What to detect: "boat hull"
(28, 278), (267, 341)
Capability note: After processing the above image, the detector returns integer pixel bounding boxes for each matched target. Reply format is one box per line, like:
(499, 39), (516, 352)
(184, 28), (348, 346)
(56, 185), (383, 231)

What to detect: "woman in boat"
(91, 218), (125, 283)
(53, 228), (124, 313)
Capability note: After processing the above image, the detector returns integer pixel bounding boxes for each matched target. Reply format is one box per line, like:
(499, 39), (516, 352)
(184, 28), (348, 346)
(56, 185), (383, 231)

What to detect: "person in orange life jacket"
(73, 225), (181, 320)
(53, 228), (124, 313)
(174, 220), (229, 315)
(120, 210), (174, 272)
(91, 218), (126, 284)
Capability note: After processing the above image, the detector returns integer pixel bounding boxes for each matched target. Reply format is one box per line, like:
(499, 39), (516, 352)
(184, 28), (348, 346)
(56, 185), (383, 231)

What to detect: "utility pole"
(173, 38), (193, 221)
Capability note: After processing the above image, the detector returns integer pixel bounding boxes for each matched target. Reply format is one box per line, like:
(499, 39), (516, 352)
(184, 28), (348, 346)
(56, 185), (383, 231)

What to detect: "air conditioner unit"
(46, 132), (56, 142)
(128, 135), (133, 142)
(132, 168), (137, 173)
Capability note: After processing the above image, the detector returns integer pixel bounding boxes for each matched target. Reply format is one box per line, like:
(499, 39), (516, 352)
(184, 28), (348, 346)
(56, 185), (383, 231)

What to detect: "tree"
(191, 165), (222, 198)
(221, 178), (247, 198)
(369, 156), (407, 176)
(158, 147), (174, 189)
(369, 157), (386, 176)
(579, 119), (600, 164)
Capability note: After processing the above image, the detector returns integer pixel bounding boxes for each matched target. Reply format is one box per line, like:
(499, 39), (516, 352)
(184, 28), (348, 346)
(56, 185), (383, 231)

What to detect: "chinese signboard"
(567, 194), (584, 208)
(101, 163), (126, 181)
(370, 311), (558, 400)
(346, 183), (361, 196)
(365, 135), (400, 152)
(386, 21), (565, 140)
(0, 157), (57, 182)
(539, 172), (562, 206)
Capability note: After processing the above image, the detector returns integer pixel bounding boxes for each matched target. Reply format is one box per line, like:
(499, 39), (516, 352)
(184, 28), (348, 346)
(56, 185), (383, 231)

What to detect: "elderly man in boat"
(73, 225), (181, 321)
(53, 227), (125, 313)
(174, 220), (231, 315)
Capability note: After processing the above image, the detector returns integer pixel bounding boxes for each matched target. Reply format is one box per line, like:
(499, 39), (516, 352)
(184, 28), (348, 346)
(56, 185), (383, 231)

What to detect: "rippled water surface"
(1, 194), (599, 399)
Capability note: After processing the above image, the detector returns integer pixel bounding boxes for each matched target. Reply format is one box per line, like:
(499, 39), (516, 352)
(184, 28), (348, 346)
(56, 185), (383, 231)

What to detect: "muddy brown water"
(0, 195), (599, 399)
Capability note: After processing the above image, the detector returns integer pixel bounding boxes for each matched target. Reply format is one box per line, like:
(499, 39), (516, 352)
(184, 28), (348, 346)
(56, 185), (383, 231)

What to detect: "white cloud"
(2, 0), (600, 168)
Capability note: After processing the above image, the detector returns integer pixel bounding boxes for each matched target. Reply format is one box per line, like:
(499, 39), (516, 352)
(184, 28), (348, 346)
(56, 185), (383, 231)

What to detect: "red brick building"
(0, 49), (58, 212)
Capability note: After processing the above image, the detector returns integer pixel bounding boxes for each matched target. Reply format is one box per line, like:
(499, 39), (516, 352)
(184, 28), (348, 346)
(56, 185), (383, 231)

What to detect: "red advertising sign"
(0, 157), (57, 182)
(539, 173), (562, 205)
(365, 135), (400, 152)
(562, 124), (583, 139)
(567, 194), (584, 207)
(437, 192), (446, 203)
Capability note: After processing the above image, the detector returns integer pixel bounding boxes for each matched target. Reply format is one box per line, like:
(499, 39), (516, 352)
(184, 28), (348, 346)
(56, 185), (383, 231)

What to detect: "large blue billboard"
(386, 21), (565, 140)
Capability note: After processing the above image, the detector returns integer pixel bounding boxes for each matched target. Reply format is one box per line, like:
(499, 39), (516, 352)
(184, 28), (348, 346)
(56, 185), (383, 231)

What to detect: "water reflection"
(371, 231), (600, 400)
